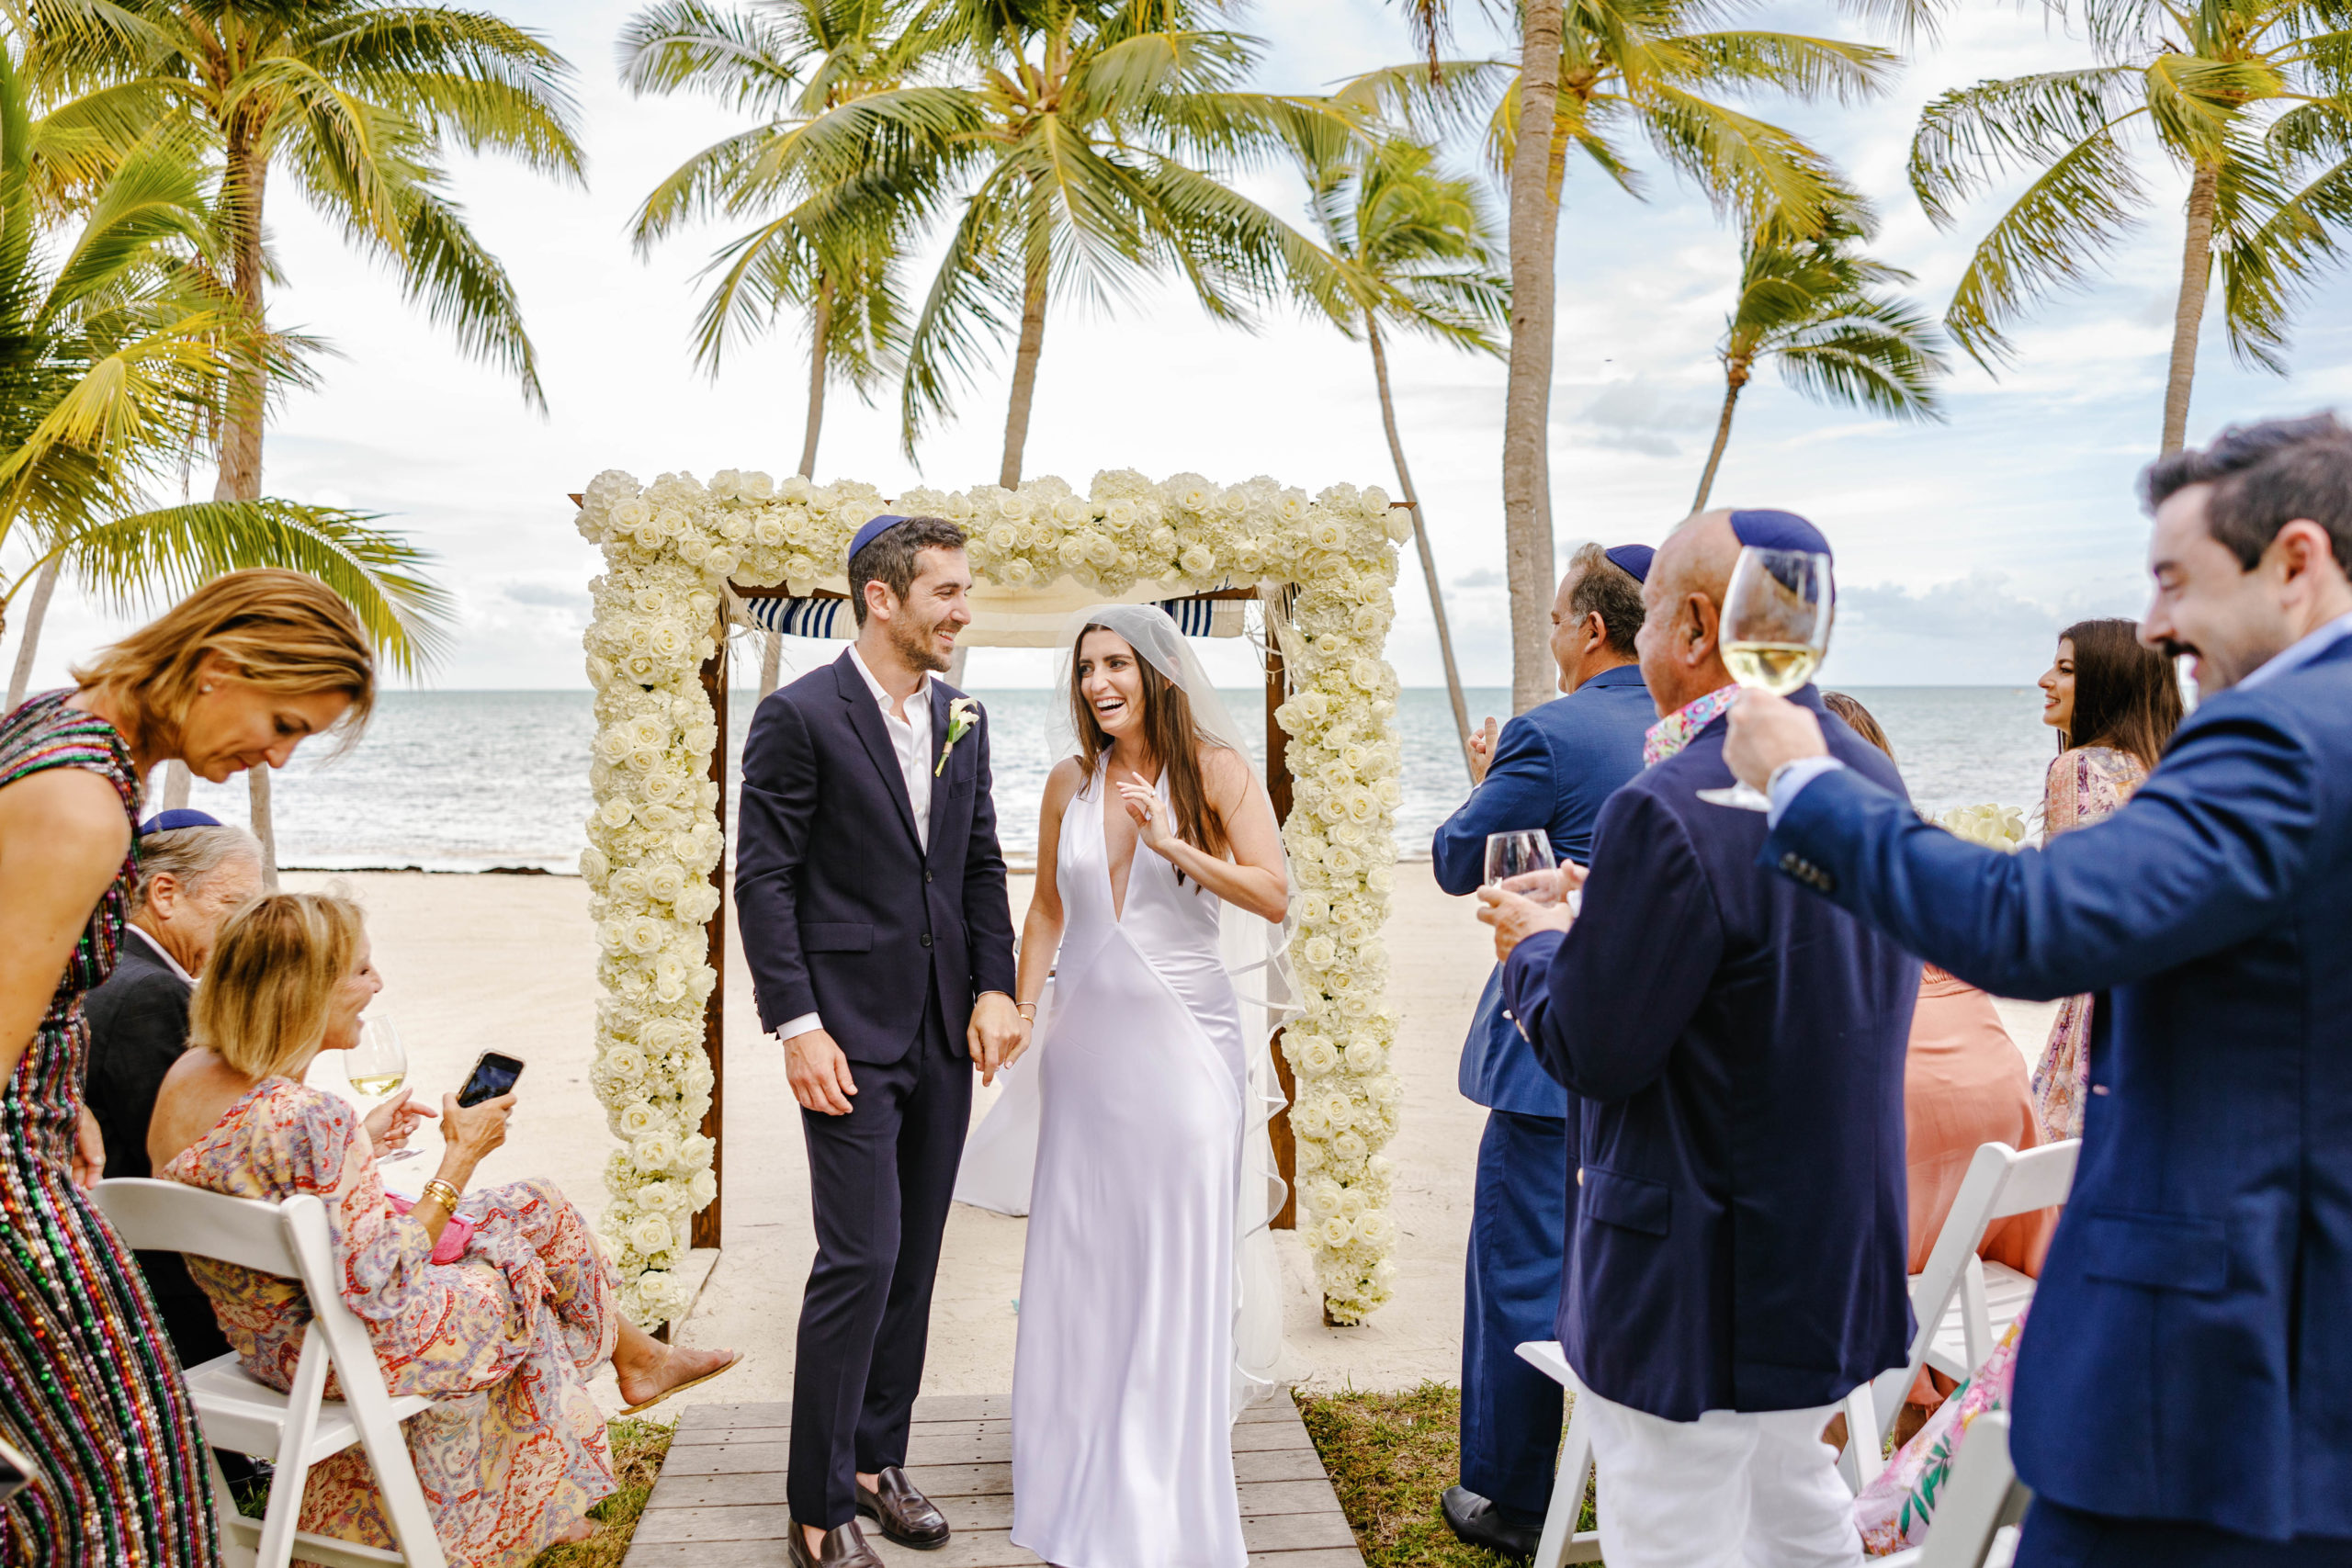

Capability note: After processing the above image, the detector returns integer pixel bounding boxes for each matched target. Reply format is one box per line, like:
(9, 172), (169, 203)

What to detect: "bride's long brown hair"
(1070, 625), (1232, 880)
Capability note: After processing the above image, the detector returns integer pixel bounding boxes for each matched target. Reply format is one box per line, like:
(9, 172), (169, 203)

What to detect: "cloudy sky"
(11, 0), (2351, 696)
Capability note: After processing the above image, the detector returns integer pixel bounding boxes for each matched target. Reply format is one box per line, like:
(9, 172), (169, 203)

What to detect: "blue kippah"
(1730, 508), (1832, 563)
(847, 513), (911, 565)
(1603, 544), (1655, 583)
(140, 808), (222, 836)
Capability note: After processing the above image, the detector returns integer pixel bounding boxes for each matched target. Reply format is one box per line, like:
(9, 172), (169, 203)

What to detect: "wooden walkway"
(622, 1393), (1366, 1567)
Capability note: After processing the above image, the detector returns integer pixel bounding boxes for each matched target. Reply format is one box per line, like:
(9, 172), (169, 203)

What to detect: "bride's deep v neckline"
(1099, 759), (1165, 923)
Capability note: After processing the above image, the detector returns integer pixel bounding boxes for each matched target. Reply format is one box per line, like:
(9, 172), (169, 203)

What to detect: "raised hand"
(1116, 772), (1177, 853)
(1466, 716), (1499, 784)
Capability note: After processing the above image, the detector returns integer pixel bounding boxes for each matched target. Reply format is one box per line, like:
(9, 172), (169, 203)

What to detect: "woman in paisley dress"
(0, 569), (374, 1564)
(150, 891), (738, 1565)
(2028, 618), (2184, 1141)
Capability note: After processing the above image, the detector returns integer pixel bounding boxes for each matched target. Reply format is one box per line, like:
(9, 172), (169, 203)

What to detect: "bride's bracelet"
(1015, 1002), (1037, 1021)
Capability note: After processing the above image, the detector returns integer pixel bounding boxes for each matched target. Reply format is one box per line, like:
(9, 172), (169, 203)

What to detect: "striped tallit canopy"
(736, 578), (1248, 647)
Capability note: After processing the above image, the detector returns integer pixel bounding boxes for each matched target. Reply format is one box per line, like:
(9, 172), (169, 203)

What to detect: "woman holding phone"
(149, 893), (739, 1566)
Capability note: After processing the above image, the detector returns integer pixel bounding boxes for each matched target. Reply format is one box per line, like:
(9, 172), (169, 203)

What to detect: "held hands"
(1724, 690), (1828, 793)
(362, 1089), (436, 1158)
(785, 1026), (857, 1116)
(1115, 772), (1177, 854)
(1466, 717), (1499, 785)
(967, 992), (1030, 1087)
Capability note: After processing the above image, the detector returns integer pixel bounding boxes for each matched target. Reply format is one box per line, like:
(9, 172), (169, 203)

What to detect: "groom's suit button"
(925, 871), (933, 883)
(920, 932), (933, 947)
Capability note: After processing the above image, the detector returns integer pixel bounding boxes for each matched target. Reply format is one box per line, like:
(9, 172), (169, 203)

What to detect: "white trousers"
(1582, 1386), (1862, 1568)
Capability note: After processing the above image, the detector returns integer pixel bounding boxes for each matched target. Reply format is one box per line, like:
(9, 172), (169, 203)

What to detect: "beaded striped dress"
(0, 691), (218, 1565)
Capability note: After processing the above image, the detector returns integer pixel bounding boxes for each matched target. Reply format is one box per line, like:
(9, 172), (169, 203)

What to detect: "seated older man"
(82, 807), (264, 1366)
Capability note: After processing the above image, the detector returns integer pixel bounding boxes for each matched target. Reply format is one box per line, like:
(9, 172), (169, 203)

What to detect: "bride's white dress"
(1009, 765), (1261, 1568)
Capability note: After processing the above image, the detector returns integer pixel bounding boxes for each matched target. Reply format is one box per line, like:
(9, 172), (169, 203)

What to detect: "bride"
(1006, 604), (1292, 1568)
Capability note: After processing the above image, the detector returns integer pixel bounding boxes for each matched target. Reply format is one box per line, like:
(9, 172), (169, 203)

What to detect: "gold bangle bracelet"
(420, 1179), (463, 1212)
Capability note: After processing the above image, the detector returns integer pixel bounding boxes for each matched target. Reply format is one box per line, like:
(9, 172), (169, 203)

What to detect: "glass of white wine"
(1696, 546), (1834, 812)
(346, 1018), (420, 1162)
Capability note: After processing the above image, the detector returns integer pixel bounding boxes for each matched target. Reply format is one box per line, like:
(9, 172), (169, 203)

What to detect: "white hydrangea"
(576, 466), (1405, 1326)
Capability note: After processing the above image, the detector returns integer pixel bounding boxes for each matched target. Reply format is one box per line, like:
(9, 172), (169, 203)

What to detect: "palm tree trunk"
(214, 123), (268, 507)
(1000, 262), (1048, 491)
(5, 557), (62, 711)
(1691, 363), (1749, 512)
(1367, 319), (1472, 771)
(216, 120), (277, 886)
(763, 286), (833, 702)
(2161, 163), (2220, 457)
(798, 281), (831, 482)
(1502, 0), (1565, 715)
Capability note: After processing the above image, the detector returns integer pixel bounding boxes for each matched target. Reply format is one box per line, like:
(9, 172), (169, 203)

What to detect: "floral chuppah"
(572, 468), (1414, 1327)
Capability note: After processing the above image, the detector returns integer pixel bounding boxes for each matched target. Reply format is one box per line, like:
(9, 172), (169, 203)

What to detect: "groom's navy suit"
(737, 649), (1018, 1530)
(1765, 631), (2352, 1562)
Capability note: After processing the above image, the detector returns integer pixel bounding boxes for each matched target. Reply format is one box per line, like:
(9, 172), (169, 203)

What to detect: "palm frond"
(47, 498), (452, 673)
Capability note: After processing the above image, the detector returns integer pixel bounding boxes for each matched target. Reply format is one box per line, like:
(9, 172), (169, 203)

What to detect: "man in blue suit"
(1729, 412), (2352, 1566)
(1482, 509), (1917, 1568)
(1430, 542), (1655, 1560)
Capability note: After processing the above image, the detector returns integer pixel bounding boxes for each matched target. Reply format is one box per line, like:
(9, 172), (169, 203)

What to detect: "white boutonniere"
(936, 696), (979, 775)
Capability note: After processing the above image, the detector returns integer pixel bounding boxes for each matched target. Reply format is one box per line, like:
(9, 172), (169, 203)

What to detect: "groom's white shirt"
(775, 643), (935, 1044)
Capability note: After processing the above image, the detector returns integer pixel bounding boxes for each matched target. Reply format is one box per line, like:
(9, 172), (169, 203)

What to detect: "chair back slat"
(91, 1178), (301, 1278)
(1988, 1139), (2078, 1217)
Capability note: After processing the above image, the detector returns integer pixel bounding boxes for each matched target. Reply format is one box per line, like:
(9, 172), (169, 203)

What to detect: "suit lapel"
(925, 685), (957, 857)
(833, 652), (923, 849)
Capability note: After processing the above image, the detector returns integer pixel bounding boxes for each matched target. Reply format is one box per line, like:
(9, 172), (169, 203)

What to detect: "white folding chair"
(1840, 1139), (2078, 1490)
(1879, 1410), (2032, 1568)
(1514, 1340), (1604, 1566)
(92, 1178), (447, 1568)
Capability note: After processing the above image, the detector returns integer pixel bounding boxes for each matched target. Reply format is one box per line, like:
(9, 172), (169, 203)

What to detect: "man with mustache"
(1727, 412), (2352, 1566)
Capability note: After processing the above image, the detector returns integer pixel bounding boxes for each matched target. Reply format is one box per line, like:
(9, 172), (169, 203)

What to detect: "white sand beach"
(288, 864), (2058, 1416)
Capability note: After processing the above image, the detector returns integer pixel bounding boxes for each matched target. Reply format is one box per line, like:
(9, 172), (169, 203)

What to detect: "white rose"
(634, 1131), (680, 1170)
(605, 1044), (650, 1085)
(628, 1213), (676, 1256)
(617, 1100), (659, 1138)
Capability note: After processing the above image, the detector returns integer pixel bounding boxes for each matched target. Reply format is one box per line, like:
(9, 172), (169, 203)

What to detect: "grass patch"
(1296, 1381), (1531, 1568)
(532, 1416), (677, 1568)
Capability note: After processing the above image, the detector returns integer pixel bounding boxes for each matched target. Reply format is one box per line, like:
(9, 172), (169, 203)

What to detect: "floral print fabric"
(2030, 745), (2146, 1142)
(1643, 684), (1740, 766)
(1858, 1315), (2026, 1553)
(164, 1078), (619, 1566)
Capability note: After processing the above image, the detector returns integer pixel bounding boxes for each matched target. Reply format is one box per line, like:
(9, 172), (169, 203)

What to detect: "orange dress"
(1898, 965), (2059, 1410)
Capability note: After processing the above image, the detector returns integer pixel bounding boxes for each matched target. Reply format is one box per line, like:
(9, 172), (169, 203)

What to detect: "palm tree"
(621, 0), (934, 697)
(1295, 131), (1507, 765)
(778, 0), (1347, 486)
(25, 0), (576, 840)
(1910, 0), (2352, 454)
(0, 40), (449, 852)
(1382, 0), (1894, 710)
(622, 0), (924, 482)
(1690, 202), (1947, 509)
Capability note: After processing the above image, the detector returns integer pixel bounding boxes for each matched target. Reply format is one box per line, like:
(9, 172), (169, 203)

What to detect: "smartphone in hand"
(456, 1052), (526, 1109)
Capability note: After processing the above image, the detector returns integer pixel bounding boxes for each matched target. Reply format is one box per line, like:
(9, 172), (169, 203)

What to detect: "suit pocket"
(803, 922), (875, 953)
(1582, 1167), (1670, 1236)
(2077, 1208), (2228, 1292)
(951, 776), (975, 798)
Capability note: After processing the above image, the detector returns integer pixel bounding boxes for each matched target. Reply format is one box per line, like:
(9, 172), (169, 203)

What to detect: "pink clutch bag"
(386, 1194), (475, 1264)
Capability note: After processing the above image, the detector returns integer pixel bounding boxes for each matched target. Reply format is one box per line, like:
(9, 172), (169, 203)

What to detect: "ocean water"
(177, 685), (2059, 873)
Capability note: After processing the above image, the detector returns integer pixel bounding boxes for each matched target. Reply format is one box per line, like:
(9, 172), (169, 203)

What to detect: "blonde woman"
(0, 569), (373, 1564)
(149, 893), (736, 1565)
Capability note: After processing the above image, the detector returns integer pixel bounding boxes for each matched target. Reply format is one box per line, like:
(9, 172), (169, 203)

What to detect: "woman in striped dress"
(0, 569), (375, 1564)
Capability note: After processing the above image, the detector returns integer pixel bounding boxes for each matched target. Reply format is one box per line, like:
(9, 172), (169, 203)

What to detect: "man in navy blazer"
(737, 514), (1024, 1568)
(1429, 541), (1654, 1559)
(1483, 510), (1917, 1568)
(1730, 413), (2352, 1566)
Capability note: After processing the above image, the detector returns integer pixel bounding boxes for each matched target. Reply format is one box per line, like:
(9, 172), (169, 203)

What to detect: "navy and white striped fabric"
(738, 592), (1243, 640)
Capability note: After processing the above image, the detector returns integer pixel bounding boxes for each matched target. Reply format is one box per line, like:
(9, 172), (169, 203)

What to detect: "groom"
(736, 513), (1025, 1568)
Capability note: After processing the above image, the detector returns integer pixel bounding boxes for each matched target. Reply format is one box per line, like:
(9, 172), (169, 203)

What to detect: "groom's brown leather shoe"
(786, 1517), (884, 1567)
(857, 1465), (951, 1549)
